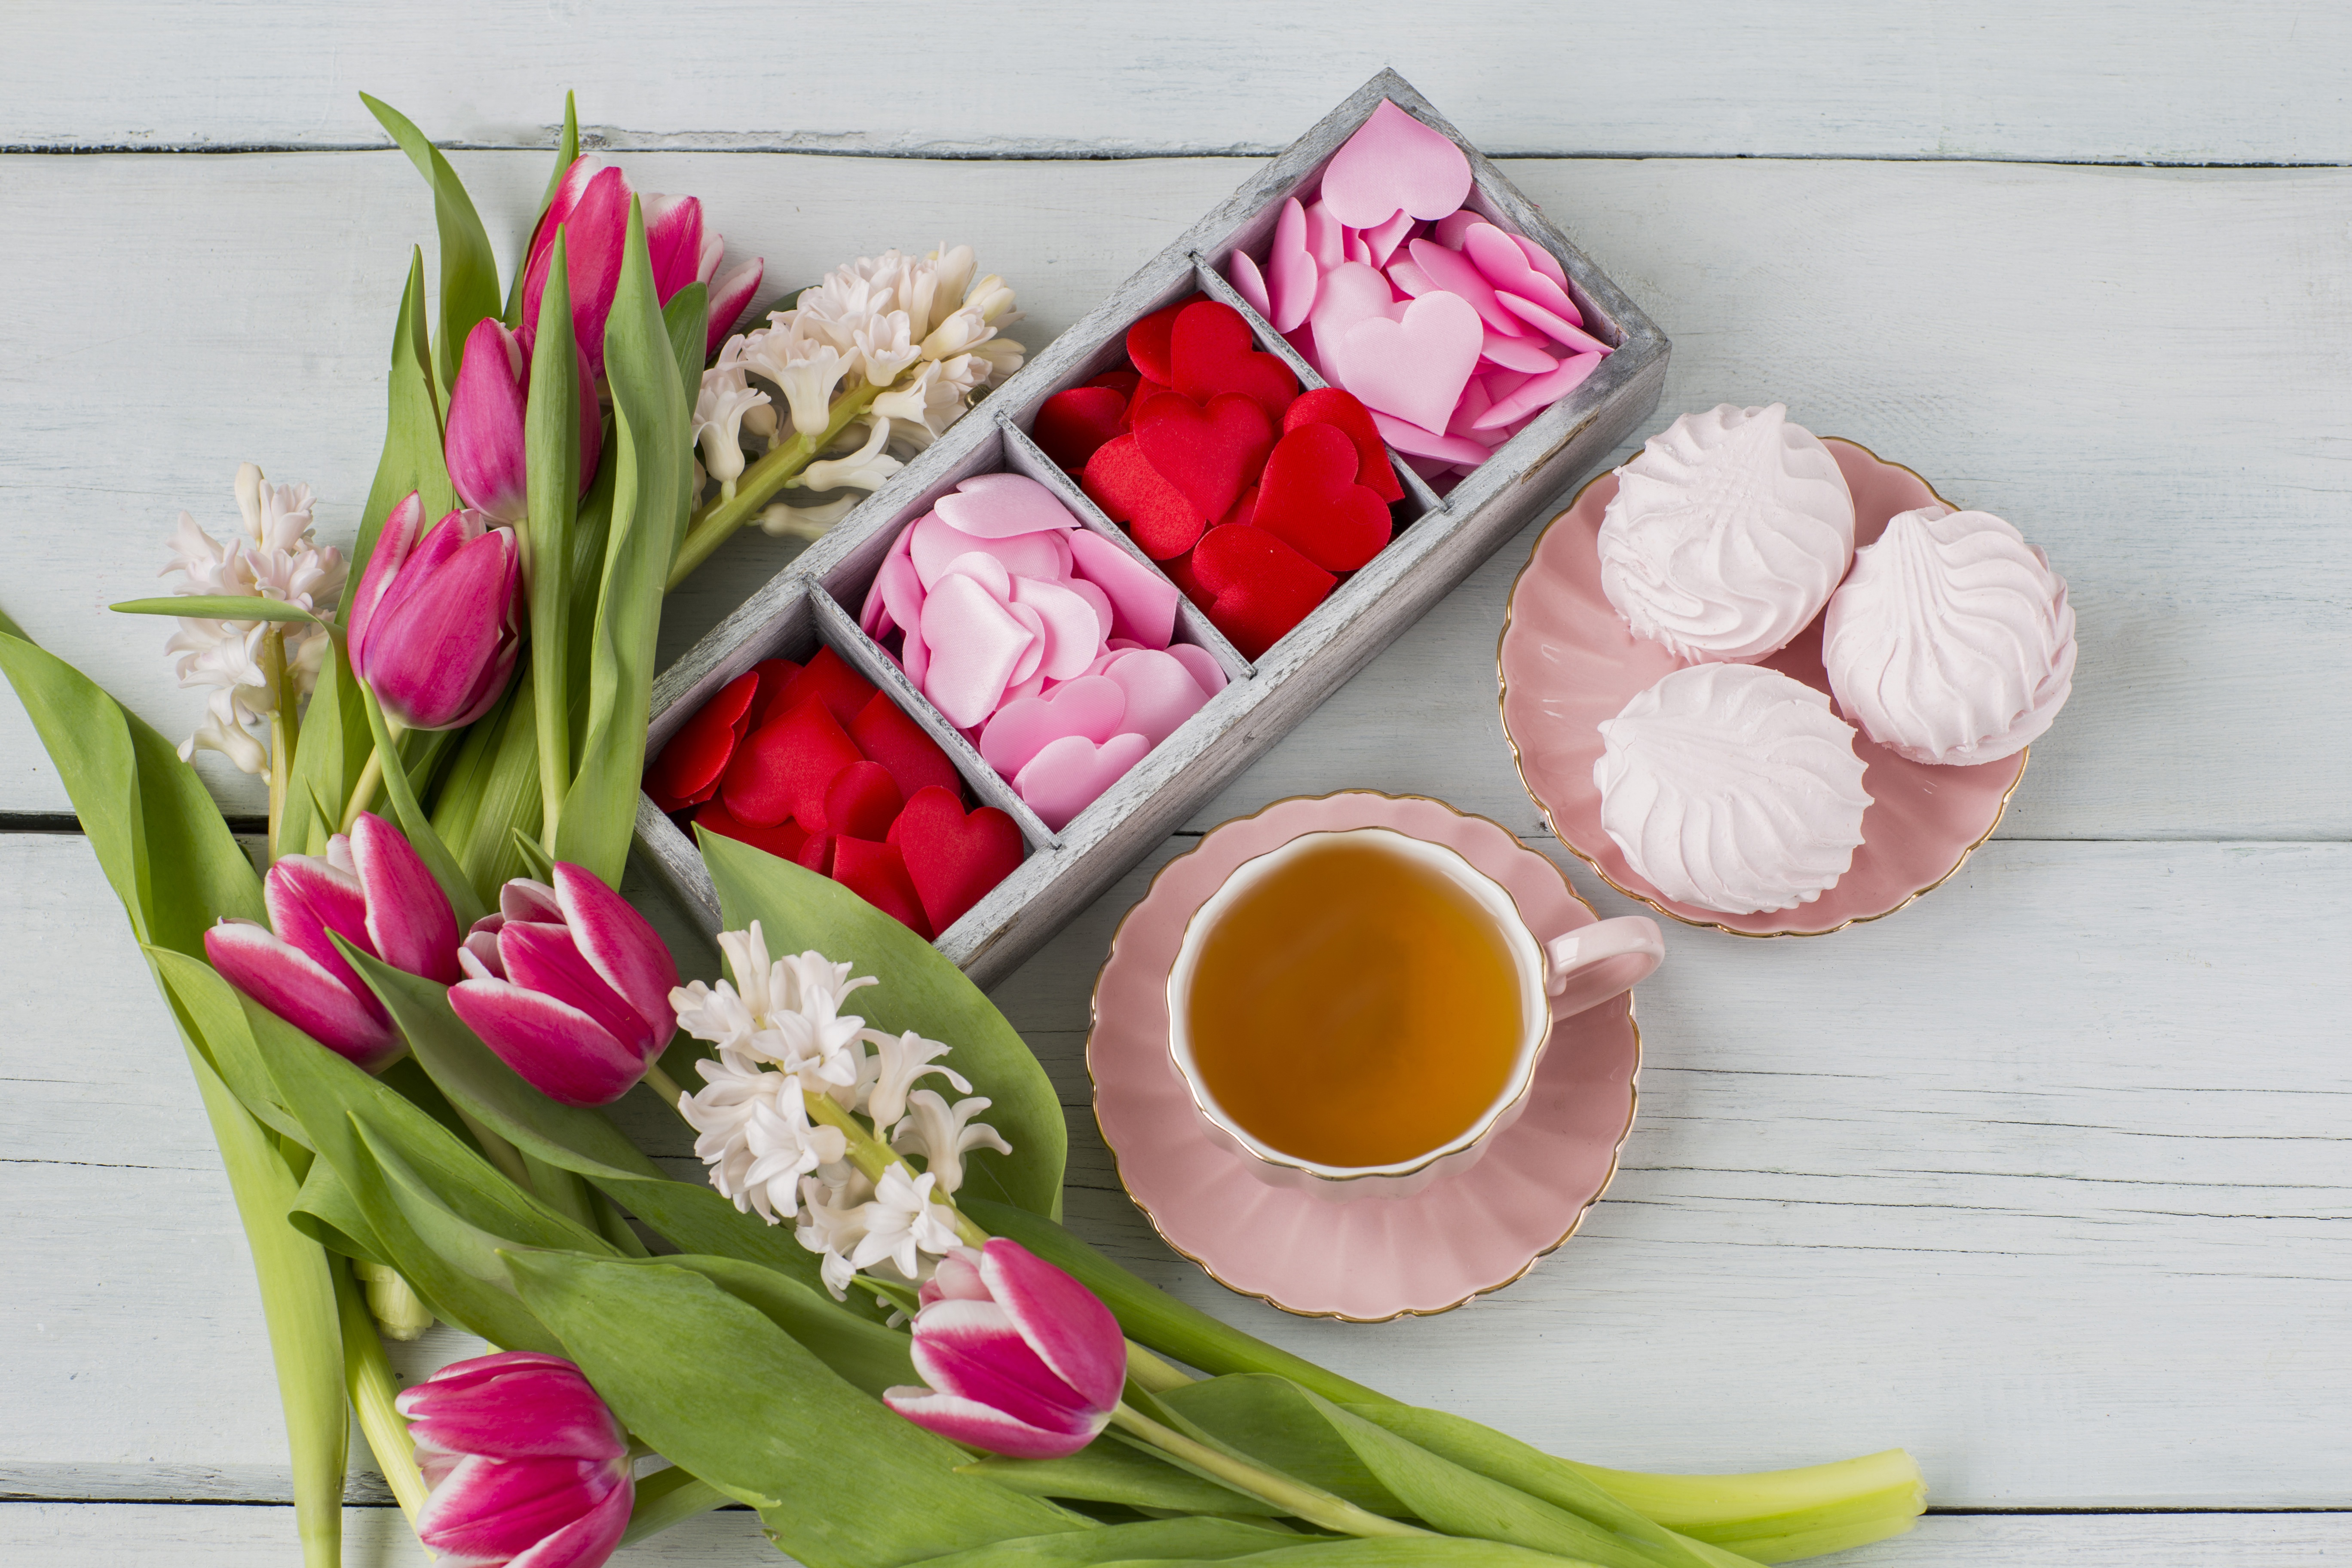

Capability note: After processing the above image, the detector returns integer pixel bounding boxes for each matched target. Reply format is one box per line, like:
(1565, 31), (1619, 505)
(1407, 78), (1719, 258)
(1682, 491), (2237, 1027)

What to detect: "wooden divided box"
(633, 69), (1670, 988)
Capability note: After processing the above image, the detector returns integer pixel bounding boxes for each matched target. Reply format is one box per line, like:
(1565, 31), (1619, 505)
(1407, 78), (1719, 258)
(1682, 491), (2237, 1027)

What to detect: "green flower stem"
(1563, 1449), (1923, 1540)
(619, 1467), (733, 1548)
(1124, 1340), (1198, 1394)
(334, 1257), (433, 1533)
(1108, 1401), (1431, 1540)
(641, 1060), (686, 1107)
(262, 628), (300, 862)
(664, 380), (882, 591)
(452, 1102), (536, 1193)
(802, 1087), (991, 1249)
(338, 716), (404, 833)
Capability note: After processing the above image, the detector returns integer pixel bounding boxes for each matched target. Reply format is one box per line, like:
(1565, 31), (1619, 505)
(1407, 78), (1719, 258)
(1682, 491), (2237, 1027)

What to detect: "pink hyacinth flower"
(346, 493), (523, 732)
(397, 1350), (634, 1568)
(449, 864), (679, 1107)
(519, 158), (763, 381)
(444, 318), (606, 524)
(203, 812), (461, 1072)
(884, 1238), (1126, 1460)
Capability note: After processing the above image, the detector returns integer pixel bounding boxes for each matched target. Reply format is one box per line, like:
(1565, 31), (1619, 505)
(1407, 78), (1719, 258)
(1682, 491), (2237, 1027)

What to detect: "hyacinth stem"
(665, 380), (882, 590)
(338, 715), (403, 833)
(640, 1061), (686, 1107)
(1124, 1340), (1198, 1393)
(1109, 1402), (1431, 1540)
(801, 1087), (992, 1249)
(261, 627), (299, 862)
(334, 1260), (433, 1534)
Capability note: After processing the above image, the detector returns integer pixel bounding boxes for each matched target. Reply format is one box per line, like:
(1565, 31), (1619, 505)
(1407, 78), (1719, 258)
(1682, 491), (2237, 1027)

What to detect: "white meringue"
(1594, 664), (1872, 915)
(1823, 505), (2076, 767)
(1598, 404), (1856, 663)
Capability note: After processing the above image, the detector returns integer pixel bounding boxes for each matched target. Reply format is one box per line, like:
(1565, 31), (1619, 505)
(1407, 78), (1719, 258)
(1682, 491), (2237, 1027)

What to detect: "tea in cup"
(1166, 827), (1662, 1200)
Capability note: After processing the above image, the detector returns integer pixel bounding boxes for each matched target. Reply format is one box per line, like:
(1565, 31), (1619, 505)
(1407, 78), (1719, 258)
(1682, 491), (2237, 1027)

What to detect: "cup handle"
(1540, 916), (1665, 1019)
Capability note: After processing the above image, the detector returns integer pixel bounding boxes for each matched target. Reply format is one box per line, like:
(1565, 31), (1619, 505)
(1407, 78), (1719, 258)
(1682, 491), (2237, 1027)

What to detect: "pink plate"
(1498, 438), (2028, 938)
(1087, 791), (1640, 1320)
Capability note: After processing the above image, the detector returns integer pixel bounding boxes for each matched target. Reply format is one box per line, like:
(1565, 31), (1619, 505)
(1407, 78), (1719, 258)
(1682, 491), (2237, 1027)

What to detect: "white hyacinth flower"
(855, 310), (922, 388)
(677, 1053), (848, 1224)
(855, 1028), (970, 1130)
(795, 1167), (876, 1299)
(693, 345), (771, 490)
(758, 496), (863, 538)
(796, 418), (901, 495)
(890, 1090), (1012, 1196)
(848, 1164), (962, 1282)
(668, 921), (877, 1085)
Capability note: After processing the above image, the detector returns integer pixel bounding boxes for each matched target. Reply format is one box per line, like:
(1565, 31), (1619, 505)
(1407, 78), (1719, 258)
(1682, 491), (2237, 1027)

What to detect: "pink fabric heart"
(1408, 238), (1528, 339)
(861, 526), (914, 638)
(1386, 257), (1435, 299)
(1015, 731), (1153, 831)
(1302, 201), (1344, 270)
(1065, 576), (1116, 645)
(1472, 352), (1606, 429)
(911, 514), (1064, 589)
(935, 472), (1078, 539)
(1479, 328), (1558, 375)
(1309, 261), (1403, 373)
(901, 612), (930, 688)
(1433, 211), (1481, 249)
(998, 668), (1046, 709)
(1329, 291), (1482, 435)
(919, 573), (1033, 728)
(1067, 529), (1178, 649)
(978, 674), (1127, 776)
(1010, 575), (1106, 682)
(1166, 641), (1229, 695)
(1227, 249), (1272, 319)
(1360, 210), (1417, 269)
(934, 549), (1016, 603)
(1102, 649), (1212, 746)
(1267, 197), (1317, 333)
(1511, 232), (1570, 290)
(1496, 293), (1612, 357)
(874, 537), (926, 639)
(1318, 99), (1472, 230)
(1370, 409), (1493, 465)
(1460, 222), (1582, 325)
(1341, 229), (1370, 266)
(1004, 599), (1048, 688)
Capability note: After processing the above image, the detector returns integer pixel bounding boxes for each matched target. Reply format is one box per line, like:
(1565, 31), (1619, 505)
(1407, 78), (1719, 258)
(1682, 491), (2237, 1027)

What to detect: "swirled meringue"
(1594, 663), (1872, 914)
(1598, 404), (1856, 663)
(1823, 505), (2075, 767)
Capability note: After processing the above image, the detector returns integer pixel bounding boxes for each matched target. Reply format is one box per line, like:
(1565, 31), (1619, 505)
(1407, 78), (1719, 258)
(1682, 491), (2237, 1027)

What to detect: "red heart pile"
(643, 645), (1024, 937)
(1032, 297), (1405, 660)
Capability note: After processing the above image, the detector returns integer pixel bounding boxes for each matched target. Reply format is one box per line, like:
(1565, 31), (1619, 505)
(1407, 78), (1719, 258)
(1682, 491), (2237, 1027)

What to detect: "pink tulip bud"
(203, 813), (461, 1072)
(346, 494), (523, 732)
(520, 158), (763, 381)
(884, 1239), (1126, 1460)
(396, 1350), (633, 1568)
(449, 864), (680, 1106)
(444, 319), (605, 524)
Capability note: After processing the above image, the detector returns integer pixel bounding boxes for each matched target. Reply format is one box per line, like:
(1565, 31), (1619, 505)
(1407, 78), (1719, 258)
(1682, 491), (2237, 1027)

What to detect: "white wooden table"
(5, 6), (2348, 1562)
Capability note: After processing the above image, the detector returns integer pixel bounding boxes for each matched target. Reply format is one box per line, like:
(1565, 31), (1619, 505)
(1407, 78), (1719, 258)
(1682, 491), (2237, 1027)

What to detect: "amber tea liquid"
(1182, 836), (1526, 1168)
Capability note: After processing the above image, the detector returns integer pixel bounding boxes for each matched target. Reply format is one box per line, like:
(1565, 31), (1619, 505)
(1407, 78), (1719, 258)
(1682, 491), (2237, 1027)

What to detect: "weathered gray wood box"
(632, 68), (1669, 989)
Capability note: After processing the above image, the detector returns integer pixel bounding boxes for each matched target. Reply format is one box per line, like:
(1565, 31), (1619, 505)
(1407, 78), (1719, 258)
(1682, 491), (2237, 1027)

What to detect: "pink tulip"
(884, 1239), (1126, 1460)
(346, 493), (522, 732)
(449, 864), (679, 1107)
(204, 813), (461, 1072)
(444, 318), (606, 524)
(397, 1350), (633, 1568)
(520, 157), (763, 381)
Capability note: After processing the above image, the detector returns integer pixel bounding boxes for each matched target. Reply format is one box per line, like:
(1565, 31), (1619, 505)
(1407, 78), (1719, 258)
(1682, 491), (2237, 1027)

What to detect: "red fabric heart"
(797, 832), (836, 876)
(695, 799), (810, 863)
(644, 667), (758, 811)
(1190, 525), (1336, 658)
(832, 837), (933, 938)
(1083, 434), (1204, 560)
(1218, 484), (1260, 531)
(848, 691), (960, 802)
(1031, 386), (1128, 470)
(888, 784), (1026, 934)
(1090, 368), (1142, 398)
(1122, 376), (1170, 430)
(823, 760), (903, 842)
(1162, 547), (1212, 611)
(1170, 301), (1298, 423)
(1133, 391), (1274, 524)
(1124, 292), (1207, 385)
(775, 645), (877, 729)
(1251, 423), (1395, 573)
(746, 657), (805, 729)
(1283, 387), (1405, 503)
(721, 696), (863, 827)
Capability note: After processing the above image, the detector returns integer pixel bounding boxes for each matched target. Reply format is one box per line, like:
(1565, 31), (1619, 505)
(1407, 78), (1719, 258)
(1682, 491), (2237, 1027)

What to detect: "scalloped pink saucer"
(1087, 791), (1641, 1321)
(1498, 438), (2028, 938)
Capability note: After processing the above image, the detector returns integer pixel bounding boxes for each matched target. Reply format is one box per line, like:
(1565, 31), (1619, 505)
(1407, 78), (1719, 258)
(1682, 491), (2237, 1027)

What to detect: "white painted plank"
(2, 154), (2346, 836)
(5, 830), (2346, 1507)
(6, 3), (2351, 164)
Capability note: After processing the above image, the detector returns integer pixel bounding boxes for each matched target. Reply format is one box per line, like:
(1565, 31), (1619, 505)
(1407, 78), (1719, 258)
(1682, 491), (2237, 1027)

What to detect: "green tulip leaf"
(281, 638), (374, 863)
(626, 1252), (915, 1399)
(362, 93), (504, 401)
(526, 230), (582, 848)
(108, 596), (328, 624)
(891, 1519), (1303, 1567)
(959, 1437), (1282, 1517)
(504, 90), (582, 325)
(356, 677), (488, 927)
(150, 947), (305, 1143)
(356, 248), (457, 579)
(665, 281), (710, 395)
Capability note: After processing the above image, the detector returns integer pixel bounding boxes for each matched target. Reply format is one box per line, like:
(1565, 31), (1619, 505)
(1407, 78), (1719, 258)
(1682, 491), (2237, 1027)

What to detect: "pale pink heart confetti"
(1302, 201), (1344, 270)
(1106, 637), (1143, 654)
(998, 668), (1046, 709)
(1471, 352), (1605, 429)
(1104, 649), (1213, 746)
(1512, 232), (1570, 289)
(935, 472), (1077, 538)
(1360, 209), (1416, 267)
(1044, 527), (1075, 580)
(1227, 249), (1273, 319)
(902, 613), (929, 688)
(932, 548), (1016, 602)
(1317, 99), (1472, 229)
(1460, 222), (1583, 325)
(1479, 328), (1558, 375)
(1167, 642), (1228, 695)
(1433, 211), (1482, 249)
(1016, 731), (1153, 831)
(1476, 365), (1535, 404)
(1309, 260), (1403, 373)
(1267, 197), (1318, 333)
(874, 541), (925, 638)
(1329, 291), (1483, 435)
(1003, 599), (1048, 688)
(919, 573), (1032, 727)
(1496, 293), (1612, 356)
(1068, 528), (1178, 648)
(1407, 238), (1528, 339)
(1065, 576), (1115, 644)
(1342, 229), (1370, 266)
(861, 526), (911, 637)
(1010, 575), (1107, 682)
(1386, 257), (1435, 298)
(1449, 376), (1495, 436)
(910, 514), (1063, 589)
(978, 675), (1127, 776)
(1369, 408), (1494, 465)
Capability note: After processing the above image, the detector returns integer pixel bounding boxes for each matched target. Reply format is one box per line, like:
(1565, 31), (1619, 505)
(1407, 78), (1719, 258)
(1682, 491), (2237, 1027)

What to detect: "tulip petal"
(401, 1366), (627, 1463)
(505, 1470), (633, 1568)
(552, 863), (679, 1046)
(363, 522), (521, 731)
(981, 1238), (1129, 1415)
(883, 1386), (1102, 1461)
(450, 978), (648, 1106)
(640, 192), (705, 300)
(349, 812), (461, 983)
(495, 921), (652, 1057)
(346, 491), (424, 670)
(446, 319), (532, 522)
(574, 338), (605, 496)
(500, 879), (565, 924)
(706, 257), (765, 355)
(908, 1299), (1102, 1436)
(417, 1452), (621, 1563)
(205, 920), (401, 1072)
(552, 165), (631, 381)
(398, 1350), (580, 1401)
(919, 1246), (988, 1307)
(263, 851), (378, 1000)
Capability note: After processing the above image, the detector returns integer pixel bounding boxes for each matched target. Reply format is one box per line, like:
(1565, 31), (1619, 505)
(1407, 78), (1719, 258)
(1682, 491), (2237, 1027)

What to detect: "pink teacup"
(1164, 827), (1663, 1202)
